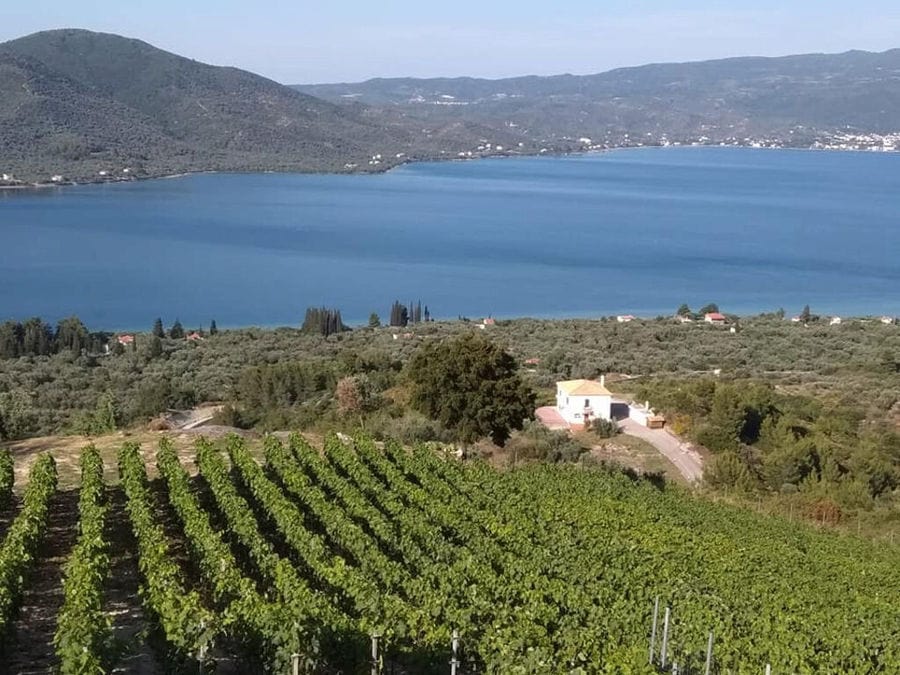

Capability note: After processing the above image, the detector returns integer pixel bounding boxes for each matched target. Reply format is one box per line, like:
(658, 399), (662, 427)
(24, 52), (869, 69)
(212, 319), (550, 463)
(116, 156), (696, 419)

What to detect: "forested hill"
(0, 29), (522, 183)
(295, 48), (900, 145)
(4, 31), (900, 184)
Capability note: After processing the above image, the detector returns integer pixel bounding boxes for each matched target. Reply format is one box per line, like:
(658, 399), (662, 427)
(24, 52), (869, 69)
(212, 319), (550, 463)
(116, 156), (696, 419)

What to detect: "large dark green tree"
(55, 316), (89, 354)
(408, 332), (535, 445)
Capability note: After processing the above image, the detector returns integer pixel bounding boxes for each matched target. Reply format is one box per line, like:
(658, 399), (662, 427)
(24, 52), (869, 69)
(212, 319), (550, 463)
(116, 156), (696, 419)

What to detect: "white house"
(556, 377), (612, 425)
(617, 315), (636, 323)
(830, 317), (842, 325)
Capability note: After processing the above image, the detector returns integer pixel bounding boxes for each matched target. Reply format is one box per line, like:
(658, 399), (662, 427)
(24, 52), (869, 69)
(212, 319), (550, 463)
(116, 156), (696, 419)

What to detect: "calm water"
(1, 147), (898, 329)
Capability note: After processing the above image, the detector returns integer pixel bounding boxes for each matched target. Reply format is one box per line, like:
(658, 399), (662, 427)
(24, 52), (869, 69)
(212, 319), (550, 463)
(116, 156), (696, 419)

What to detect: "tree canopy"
(408, 332), (535, 445)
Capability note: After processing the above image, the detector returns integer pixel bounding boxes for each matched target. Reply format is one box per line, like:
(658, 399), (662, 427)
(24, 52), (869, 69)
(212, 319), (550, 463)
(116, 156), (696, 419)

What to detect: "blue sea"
(1, 147), (898, 329)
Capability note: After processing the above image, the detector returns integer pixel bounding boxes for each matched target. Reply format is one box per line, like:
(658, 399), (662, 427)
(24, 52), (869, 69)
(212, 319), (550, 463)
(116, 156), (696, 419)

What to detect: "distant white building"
(556, 377), (612, 425)
(50, 175), (63, 183)
(617, 315), (636, 323)
(880, 316), (895, 325)
(830, 317), (842, 325)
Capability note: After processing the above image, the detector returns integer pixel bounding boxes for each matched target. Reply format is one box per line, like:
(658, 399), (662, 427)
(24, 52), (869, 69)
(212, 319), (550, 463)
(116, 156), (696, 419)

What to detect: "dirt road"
(619, 418), (704, 483)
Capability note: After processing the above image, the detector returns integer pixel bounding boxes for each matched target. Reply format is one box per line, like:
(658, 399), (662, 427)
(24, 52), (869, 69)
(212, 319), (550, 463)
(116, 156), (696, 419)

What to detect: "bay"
(0, 147), (898, 329)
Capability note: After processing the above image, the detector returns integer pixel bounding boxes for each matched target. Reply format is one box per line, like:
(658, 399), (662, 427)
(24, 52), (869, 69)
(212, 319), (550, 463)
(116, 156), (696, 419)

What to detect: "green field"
(0, 436), (897, 673)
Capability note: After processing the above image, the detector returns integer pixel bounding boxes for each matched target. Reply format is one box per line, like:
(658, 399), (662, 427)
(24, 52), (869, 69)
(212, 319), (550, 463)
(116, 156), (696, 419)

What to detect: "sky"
(3, 1), (900, 84)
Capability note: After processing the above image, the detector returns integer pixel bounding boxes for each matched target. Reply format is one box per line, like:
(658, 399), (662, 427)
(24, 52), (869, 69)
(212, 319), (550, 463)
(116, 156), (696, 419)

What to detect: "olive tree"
(408, 332), (535, 445)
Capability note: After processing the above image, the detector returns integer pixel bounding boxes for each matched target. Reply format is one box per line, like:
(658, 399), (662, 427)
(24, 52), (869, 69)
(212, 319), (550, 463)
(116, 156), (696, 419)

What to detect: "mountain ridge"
(294, 47), (900, 148)
(2, 29), (900, 185)
(0, 29), (523, 183)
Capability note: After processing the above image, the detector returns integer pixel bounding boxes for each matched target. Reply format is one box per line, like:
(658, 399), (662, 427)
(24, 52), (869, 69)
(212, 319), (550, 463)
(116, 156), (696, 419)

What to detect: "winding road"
(535, 405), (705, 483)
(618, 418), (704, 483)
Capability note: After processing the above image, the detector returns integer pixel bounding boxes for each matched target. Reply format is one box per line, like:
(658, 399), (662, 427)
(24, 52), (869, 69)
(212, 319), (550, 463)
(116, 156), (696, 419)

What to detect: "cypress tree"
(209, 319), (218, 335)
(169, 319), (185, 340)
(0, 322), (22, 359)
(148, 335), (163, 359)
(152, 318), (165, 338)
(55, 316), (89, 354)
(302, 307), (347, 337)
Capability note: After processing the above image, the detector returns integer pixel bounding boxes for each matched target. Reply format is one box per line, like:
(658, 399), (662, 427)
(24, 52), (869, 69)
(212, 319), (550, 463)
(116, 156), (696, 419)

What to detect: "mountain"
(3, 31), (899, 185)
(295, 49), (900, 146)
(0, 29), (521, 183)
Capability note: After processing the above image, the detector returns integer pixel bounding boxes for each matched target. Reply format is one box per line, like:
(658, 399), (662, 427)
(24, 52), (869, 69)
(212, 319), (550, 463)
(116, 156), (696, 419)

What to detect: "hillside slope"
(0, 30), (520, 183)
(296, 49), (900, 144)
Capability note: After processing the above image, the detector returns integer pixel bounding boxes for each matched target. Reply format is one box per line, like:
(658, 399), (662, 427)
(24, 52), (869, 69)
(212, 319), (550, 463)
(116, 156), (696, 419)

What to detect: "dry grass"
(2, 426), (271, 491)
(575, 431), (690, 486)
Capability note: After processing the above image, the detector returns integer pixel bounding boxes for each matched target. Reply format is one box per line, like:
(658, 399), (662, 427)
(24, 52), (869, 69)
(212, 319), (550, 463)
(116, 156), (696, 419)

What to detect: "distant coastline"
(4, 141), (900, 193)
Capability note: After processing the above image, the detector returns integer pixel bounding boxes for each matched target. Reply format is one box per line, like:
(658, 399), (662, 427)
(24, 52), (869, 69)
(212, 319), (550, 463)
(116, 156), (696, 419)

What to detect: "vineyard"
(0, 435), (898, 674)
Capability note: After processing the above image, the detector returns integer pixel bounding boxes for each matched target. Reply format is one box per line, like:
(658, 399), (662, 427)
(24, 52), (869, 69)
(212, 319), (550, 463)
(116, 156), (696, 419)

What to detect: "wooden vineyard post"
(660, 606), (671, 669)
(291, 653), (300, 675)
(704, 632), (714, 675)
(649, 596), (660, 664)
(450, 629), (460, 675)
(371, 634), (381, 675)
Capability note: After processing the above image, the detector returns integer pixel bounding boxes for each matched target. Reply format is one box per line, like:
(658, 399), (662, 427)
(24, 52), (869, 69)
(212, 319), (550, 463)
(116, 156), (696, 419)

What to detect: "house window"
(585, 399), (590, 407)
(566, 397), (569, 405)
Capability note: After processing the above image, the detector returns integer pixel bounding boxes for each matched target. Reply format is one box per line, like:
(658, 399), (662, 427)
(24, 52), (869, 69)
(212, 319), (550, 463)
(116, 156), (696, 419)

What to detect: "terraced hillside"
(0, 437), (897, 673)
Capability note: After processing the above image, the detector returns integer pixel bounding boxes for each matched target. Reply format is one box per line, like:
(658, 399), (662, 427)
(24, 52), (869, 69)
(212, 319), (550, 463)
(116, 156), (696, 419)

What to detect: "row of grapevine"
(117, 442), (215, 664)
(290, 433), (482, 635)
(155, 439), (315, 672)
(225, 436), (403, 638)
(0, 454), (57, 636)
(315, 436), (504, 647)
(0, 448), (13, 510)
(362, 437), (613, 671)
(54, 446), (111, 674)
(194, 439), (366, 669)
(264, 436), (407, 592)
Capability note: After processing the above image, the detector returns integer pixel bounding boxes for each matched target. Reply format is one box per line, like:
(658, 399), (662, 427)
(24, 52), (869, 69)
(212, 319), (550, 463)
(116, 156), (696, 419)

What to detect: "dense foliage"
(634, 377), (900, 506)
(0, 316), (102, 360)
(408, 332), (535, 444)
(1, 314), (897, 519)
(54, 446), (110, 674)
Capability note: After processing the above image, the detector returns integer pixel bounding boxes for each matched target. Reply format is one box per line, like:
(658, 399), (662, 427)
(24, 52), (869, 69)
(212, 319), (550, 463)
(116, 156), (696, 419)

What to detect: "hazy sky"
(3, 1), (900, 83)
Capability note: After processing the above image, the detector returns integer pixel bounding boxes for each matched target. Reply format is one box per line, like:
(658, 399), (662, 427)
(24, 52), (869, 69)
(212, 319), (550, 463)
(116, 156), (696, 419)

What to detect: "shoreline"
(3, 311), (895, 337)
(4, 142), (899, 193)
